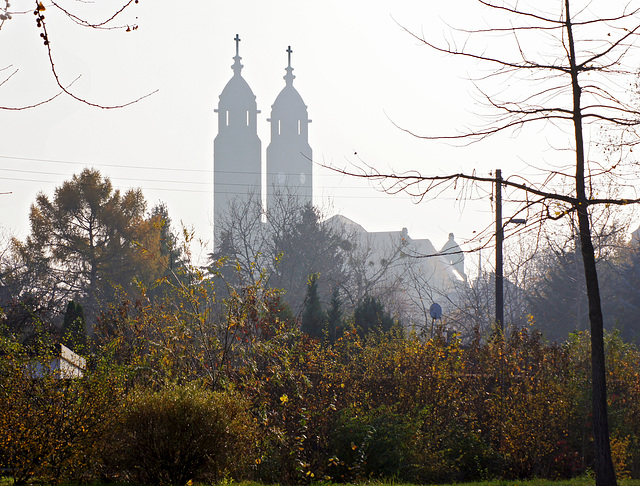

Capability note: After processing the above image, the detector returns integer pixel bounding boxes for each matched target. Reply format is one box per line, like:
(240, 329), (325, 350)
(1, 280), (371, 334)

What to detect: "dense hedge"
(2, 321), (640, 484)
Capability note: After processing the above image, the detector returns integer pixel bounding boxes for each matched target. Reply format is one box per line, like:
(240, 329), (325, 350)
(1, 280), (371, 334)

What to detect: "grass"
(226, 481), (640, 486)
(335, 480), (640, 486)
(3, 479), (640, 486)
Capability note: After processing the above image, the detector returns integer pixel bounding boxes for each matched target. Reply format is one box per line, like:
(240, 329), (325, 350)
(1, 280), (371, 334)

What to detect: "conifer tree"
(326, 288), (343, 342)
(13, 169), (166, 333)
(301, 274), (326, 338)
(61, 300), (87, 353)
(354, 295), (395, 337)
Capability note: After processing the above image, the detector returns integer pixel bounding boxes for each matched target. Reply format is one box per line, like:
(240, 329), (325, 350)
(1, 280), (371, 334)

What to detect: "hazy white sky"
(1, 0), (638, 261)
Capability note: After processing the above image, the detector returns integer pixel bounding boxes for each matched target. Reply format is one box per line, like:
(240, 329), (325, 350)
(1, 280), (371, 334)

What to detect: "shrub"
(0, 338), (124, 485)
(106, 384), (256, 485)
(330, 406), (416, 481)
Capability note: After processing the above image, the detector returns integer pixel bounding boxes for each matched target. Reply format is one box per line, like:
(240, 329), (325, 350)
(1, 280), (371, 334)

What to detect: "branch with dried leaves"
(0, 0), (156, 110)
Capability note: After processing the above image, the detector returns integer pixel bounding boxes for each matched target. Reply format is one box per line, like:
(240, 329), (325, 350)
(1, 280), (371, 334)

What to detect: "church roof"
(440, 233), (462, 255)
(270, 46), (308, 116)
(219, 74), (257, 108)
(217, 35), (257, 109)
(272, 85), (307, 114)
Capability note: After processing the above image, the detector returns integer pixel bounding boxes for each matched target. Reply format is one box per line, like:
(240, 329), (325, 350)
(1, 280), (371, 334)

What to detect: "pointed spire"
(284, 45), (295, 86)
(232, 34), (243, 76)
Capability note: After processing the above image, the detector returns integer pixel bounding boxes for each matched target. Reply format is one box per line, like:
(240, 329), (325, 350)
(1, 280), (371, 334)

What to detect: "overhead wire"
(0, 154), (481, 201)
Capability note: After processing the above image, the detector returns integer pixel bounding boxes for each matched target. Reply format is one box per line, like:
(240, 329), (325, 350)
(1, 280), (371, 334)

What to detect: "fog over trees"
(3, 1), (640, 484)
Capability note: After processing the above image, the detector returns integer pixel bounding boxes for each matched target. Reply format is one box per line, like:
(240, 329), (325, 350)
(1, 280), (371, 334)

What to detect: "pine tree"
(326, 287), (343, 342)
(354, 295), (395, 337)
(301, 274), (326, 338)
(14, 168), (167, 333)
(61, 300), (87, 353)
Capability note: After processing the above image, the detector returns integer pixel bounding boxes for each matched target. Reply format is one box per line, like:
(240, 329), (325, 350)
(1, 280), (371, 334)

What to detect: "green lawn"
(334, 481), (640, 486)
(0, 477), (640, 486)
(4, 479), (640, 486)
(223, 480), (640, 486)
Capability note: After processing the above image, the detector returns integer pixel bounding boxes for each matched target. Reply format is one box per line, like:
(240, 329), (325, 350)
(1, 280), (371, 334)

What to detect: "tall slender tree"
(326, 287), (344, 342)
(301, 274), (326, 339)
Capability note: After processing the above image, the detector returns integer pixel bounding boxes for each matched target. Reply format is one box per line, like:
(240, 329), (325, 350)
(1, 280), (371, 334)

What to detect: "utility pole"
(495, 169), (525, 334)
(495, 169), (504, 333)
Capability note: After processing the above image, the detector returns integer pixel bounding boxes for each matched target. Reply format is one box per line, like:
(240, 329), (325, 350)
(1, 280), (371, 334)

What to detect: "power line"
(0, 154), (212, 173)
(0, 154), (368, 179)
(0, 174), (480, 201)
(0, 155), (479, 201)
(0, 167), (211, 186)
(0, 175), (212, 194)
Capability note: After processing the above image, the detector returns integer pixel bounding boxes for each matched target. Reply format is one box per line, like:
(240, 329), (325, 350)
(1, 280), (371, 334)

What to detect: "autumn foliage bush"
(103, 384), (256, 485)
(0, 337), (124, 485)
(231, 326), (640, 483)
(3, 266), (640, 485)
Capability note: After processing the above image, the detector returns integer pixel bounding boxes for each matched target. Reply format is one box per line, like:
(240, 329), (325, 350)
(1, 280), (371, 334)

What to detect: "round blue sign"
(429, 302), (443, 320)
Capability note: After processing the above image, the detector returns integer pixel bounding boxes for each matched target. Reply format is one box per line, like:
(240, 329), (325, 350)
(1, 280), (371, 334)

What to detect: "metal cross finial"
(287, 45), (292, 68)
(234, 34), (241, 56)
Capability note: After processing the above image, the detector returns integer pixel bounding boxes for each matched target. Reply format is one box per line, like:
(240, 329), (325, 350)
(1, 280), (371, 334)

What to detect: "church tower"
(214, 35), (261, 248)
(266, 46), (312, 213)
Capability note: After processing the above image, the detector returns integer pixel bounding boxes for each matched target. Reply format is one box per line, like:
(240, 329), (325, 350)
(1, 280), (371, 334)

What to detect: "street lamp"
(495, 169), (525, 333)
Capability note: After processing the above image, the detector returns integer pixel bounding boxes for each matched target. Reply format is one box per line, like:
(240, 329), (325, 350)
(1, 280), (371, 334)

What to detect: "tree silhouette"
(326, 287), (344, 342)
(354, 295), (395, 337)
(329, 2), (640, 484)
(301, 273), (325, 339)
(13, 169), (166, 333)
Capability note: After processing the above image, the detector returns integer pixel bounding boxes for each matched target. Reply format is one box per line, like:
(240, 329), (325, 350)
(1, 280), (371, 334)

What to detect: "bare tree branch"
(34, 2), (158, 109)
(328, 4), (640, 483)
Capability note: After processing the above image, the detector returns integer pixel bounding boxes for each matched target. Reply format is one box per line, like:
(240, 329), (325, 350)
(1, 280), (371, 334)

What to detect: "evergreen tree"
(61, 300), (87, 353)
(150, 202), (182, 273)
(301, 274), (326, 338)
(354, 295), (395, 337)
(326, 287), (343, 342)
(270, 202), (350, 314)
(13, 169), (167, 333)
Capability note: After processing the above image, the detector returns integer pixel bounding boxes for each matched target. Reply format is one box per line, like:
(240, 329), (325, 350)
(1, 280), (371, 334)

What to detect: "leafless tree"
(213, 192), (431, 319)
(212, 190), (269, 288)
(527, 207), (634, 340)
(335, 225), (406, 307)
(329, 1), (640, 483)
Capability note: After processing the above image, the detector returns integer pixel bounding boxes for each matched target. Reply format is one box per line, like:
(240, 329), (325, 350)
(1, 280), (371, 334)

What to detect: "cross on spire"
(231, 34), (243, 75)
(234, 34), (241, 57)
(284, 45), (295, 86)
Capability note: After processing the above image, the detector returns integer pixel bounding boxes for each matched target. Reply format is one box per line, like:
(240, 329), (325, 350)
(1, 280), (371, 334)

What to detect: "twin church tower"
(213, 35), (312, 246)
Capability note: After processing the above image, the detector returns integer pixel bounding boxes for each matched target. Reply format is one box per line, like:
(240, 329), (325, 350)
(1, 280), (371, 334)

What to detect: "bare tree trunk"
(577, 209), (616, 485)
(566, 1), (616, 483)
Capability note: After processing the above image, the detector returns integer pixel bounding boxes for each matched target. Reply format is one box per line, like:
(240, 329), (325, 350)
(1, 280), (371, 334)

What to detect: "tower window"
(225, 111), (229, 126)
(278, 120), (281, 135)
(298, 120), (301, 135)
(247, 110), (250, 126)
